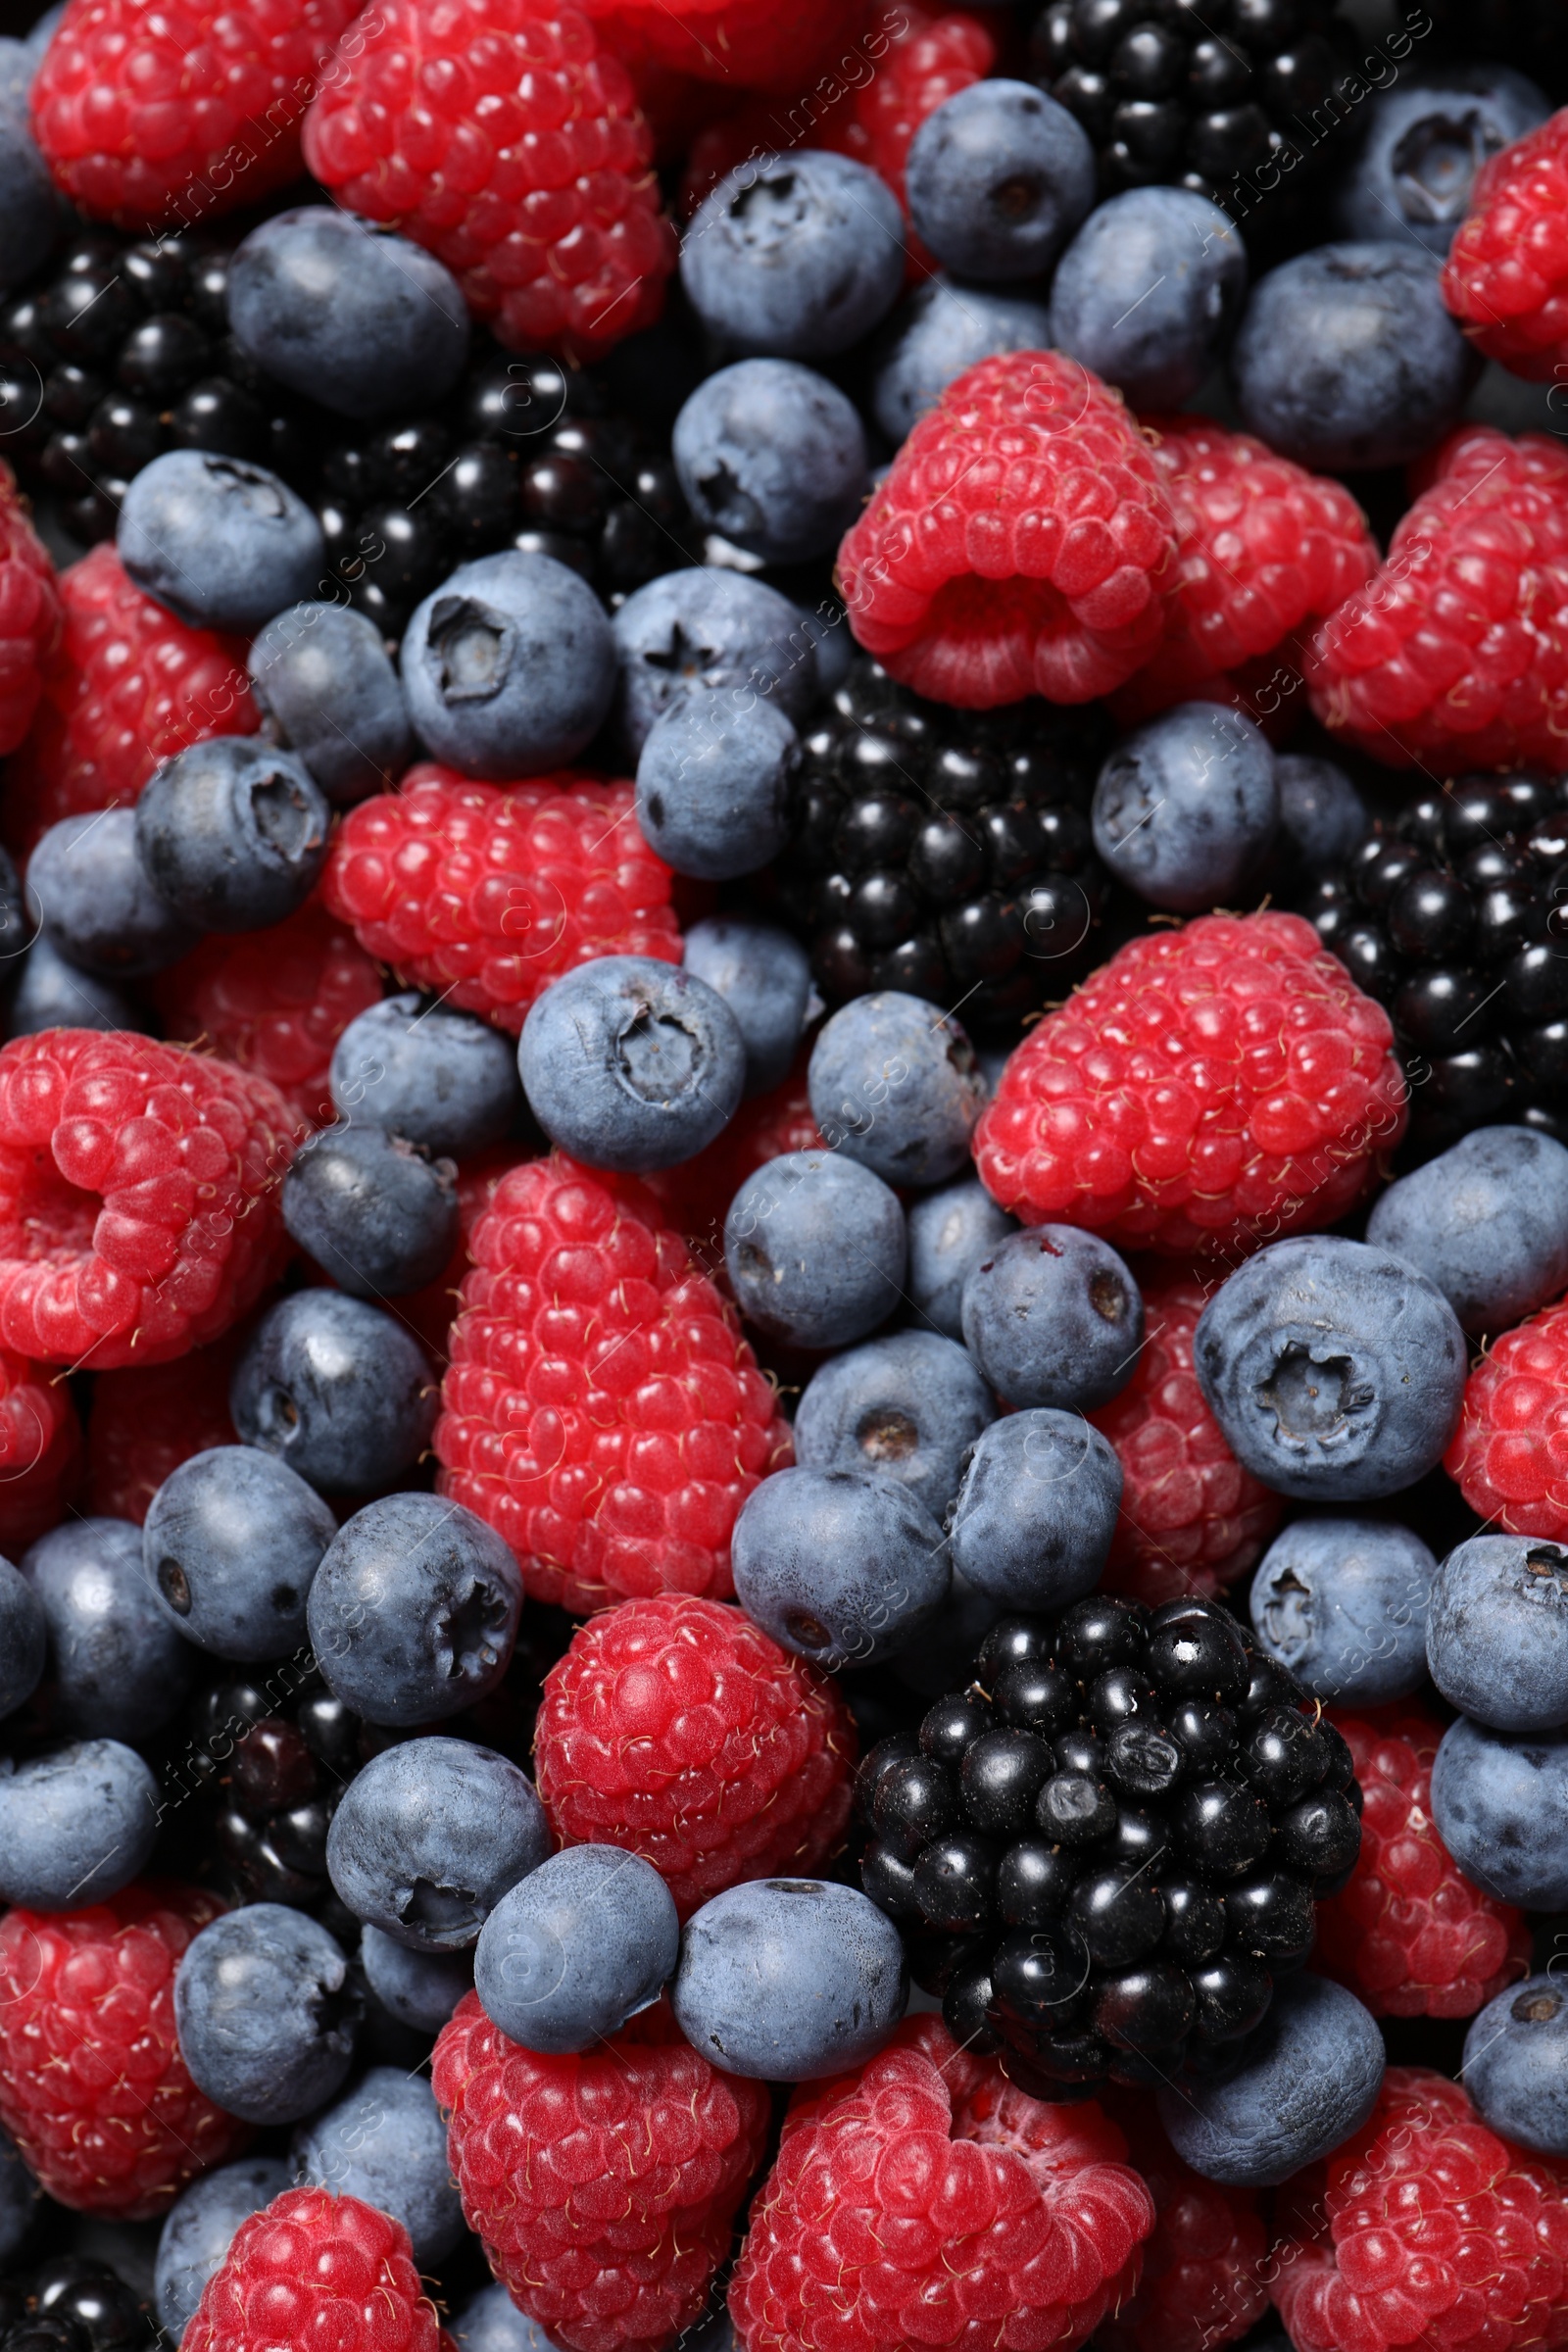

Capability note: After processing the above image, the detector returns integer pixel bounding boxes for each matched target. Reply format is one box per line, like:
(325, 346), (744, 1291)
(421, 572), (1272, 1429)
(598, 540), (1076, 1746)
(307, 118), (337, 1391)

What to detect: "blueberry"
(1426, 1535), (1568, 1734)
(1092, 706), (1277, 912)
(26, 810), (197, 977)
(22, 1516), (193, 1740)
(1338, 68), (1550, 257)
(0, 1740), (158, 1907)
(808, 993), (984, 1187)
(293, 2068), (465, 2264)
(247, 604), (415, 808)
(329, 992), (525, 1157)
(156, 2159), (291, 2342)
(1194, 1236), (1467, 1500)
(282, 1125), (458, 1298)
(230, 1293), (437, 1494)
(133, 737), (329, 933)
(1463, 1975), (1568, 2156)
(794, 1332), (997, 1523)
(635, 693), (799, 881)
(906, 80), (1095, 283)
(1429, 1715), (1568, 1909)
(400, 551), (615, 779)
(6, 937), (148, 1039)
(0, 106), (58, 293)
(1156, 1973), (1384, 2186)
(307, 1492), (522, 1729)
(520, 956), (745, 1172)
(672, 360), (868, 566)
(724, 1151), (906, 1349)
(731, 1465), (950, 1670)
(872, 277), (1054, 442)
(0, 2127), (33, 2265)
(1366, 1126), (1568, 1336)
(173, 1903), (361, 2125)
(1249, 1517), (1437, 1706)
(227, 209), (468, 420)
(475, 1846), (679, 2054)
(118, 451), (324, 632)
(961, 1226), (1143, 1410)
(1274, 754), (1369, 872)
(451, 2282), (560, 2352)
(359, 1926), (471, 2034)
(671, 1880), (906, 2080)
(681, 152), (905, 359)
(144, 1446), (335, 1660)
(612, 567), (819, 758)
(325, 1736), (548, 1950)
(906, 1180), (1017, 1343)
(947, 1409), (1122, 1611)
(681, 917), (815, 1099)
(0, 1552), (45, 1722)
(1048, 188), (1247, 410)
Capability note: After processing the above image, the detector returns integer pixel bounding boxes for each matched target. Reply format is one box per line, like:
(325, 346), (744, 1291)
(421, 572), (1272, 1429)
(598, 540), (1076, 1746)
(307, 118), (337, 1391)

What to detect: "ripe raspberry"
(729, 2014), (1154, 2352)
(1304, 424), (1568, 773)
(0, 1881), (246, 2217)
(838, 351), (1178, 709)
(301, 0), (675, 364)
(1316, 1706), (1531, 2022)
(1445, 1292), (1568, 1539)
(86, 1334), (238, 1523)
(0, 462), (61, 759)
(974, 911), (1407, 1257)
(0, 1030), (295, 1370)
(434, 1154), (792, 1614)
(1443, 109), (1568, 379)
(434, 1990), (768, 2352)
(322, 763), (680, 1038)
(1088, 1264), (1283, 1607)
(184, 2186), (439, 2352)
(399, 1143), (533, 1366)
(0, 1347), (83, 1553)
(1096, 2097), (1267, 2352)
(4, 543), (256, 856)
(584, 0), (855, 97)
(643, 1052), (823, 1257)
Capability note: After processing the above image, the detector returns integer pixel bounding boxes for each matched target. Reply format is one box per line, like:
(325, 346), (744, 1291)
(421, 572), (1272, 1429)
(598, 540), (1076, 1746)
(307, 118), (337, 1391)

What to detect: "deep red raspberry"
(0, 1347), (84, 1552)
(0, 1881), (246, 2217)
(435, 1991), (768, 2352)
(434, 1154), (792, 1614)
(86, 1334), (238, 1523)
(1097, 2097), (1267, 2352)
(837, 351), (1178, 709)
(1304, 424), (1568, 773)
(585, 0), (858, 97)
(729, 2014), (1153, 2352)
(322, 763), (680, 1037)
(399, 1143), (533, 1366)
(643, 1052), (823, 1257)
(1443, 109), (1568, 378)
(0, 462), (61, 758)
(533, 1592), (856, 1916)
(301, 0), (675, 363)
(0, 1030), (295, 1370)
(1445, 1291), (1568, 1538)
(184, 2186), (439, 2352)
(974, 911), (1406, 1257)
(1088, 1265), (1282, 1606)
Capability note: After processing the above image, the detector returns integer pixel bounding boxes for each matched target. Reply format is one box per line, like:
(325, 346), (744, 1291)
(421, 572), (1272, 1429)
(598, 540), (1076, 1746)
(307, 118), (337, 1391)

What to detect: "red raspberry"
(1096, 2097), (1267, 2352)
(1088, 1265), (1283, 1607)
(399, 1143), (533, 1366)
(1316, 1706), (1531, 2022)
(86, 1334), (238, 1523)
(1443, 109), (1568, 379)
(839, 351), (1178, 709)
(974, 911), (1407, 1258)
(434, 1154), (792, 1614)
(1303, 424), (1568, 773)
(322, 763), (680, 1037)
(0, 1881), (246, 2217)
(0, 462), (61, 758)
(533, 1592), (857, 1916)
(729, 2014), (1153, 2352)
(4, 544), (256, 856)
(29, 0), (358, 229)
(0, 1030), (295, 1370)
(301, 0), (675, 363)
(184, 2185), (439, 2352)
(643, 1051), (823, 1257)
(585, 0), (857, 97)
(0, 1347), (84, 1552)
(434, 1991), (768, 2352)
(1445, 1291), (1568, 1538)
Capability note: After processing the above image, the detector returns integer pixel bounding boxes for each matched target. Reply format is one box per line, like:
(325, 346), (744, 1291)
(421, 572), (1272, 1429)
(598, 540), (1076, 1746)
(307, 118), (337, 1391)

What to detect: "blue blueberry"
(519, 956), (745, 1174)
(731, 1465), (950, 1671)
(1463, 1975), (1568, 2156)
(307, 1492), (522, 1730)
(681, 917), (815, 1099)
(451, 2282), (560, 2352)
(143, 1446), (336, 1661)
(173, 1904), (360, 2125)
(1249, 1516), (1437, 1705)
(905, 1180), (1016, 1342)
(329, 991), (524, 1158)
(673, 1880), (906, 2080)
(6, 937), (148, 1040)
(0, 1740), (158, 1907)
(724, 1151), (906, 1349)
(808, 993), (984, 1188)
(247, 603), (415, 808)
(1156, 1973), (1384, 2187)
(1274, 753), (1369, 872)
(612, 567), (818, 759)
(1365, 1126), (1568, 1337)
(293, 2067), (465, 2264)
(1338, 68), (1550, 257)
(475, 1846), (679, 2054)
(282, 1125), (458, 1299)
(133, 736), (329, 933)
(672, 360), (868, 566)
(961, 1226), (1143, 1410)
(1430, 1715), (1568, 1910)
(947, 1408), (1122, 1611)
(119, 451), (324, 633)
(25, 6), (60, 58)
(359, 1927), (471, 2034)
(0, 1552), (45, 1723)
(794, 1331), (996, 1524)
(0, 43), (35, 118)
(156, 2160), (291, 2342)
(905, 80), (1094, 283)
(1193, 1236), (1468, 1501)
(681, 152), (905, 359)
(22, 1516), (193, 1741)
(326, 1736), (548, 1950)
(1048, 188), (1248, 410)
(0, 104), (58, 293)
(227, 209), (468, 421)
(1426, 1535), (1568, 1734)
(230, 1293), (437, 1494)
(1091, 706), (1278, 912)
(871, 275), (1054, 442)
(635, 693), (798, 882)
(401, 551), (615, 779)
(26, 810), (197, 977)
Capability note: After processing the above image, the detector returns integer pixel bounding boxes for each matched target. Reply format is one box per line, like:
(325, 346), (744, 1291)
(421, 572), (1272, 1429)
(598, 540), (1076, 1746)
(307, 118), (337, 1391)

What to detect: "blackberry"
(1, 2266), (149, 2352)
(857, 1595), (1362, 2099)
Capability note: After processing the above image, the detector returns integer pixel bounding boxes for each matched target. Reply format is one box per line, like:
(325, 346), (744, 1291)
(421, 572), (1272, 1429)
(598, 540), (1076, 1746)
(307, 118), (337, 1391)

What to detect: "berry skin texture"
(728, 2014), (1154, 2352)
(1443, 109), (1568, 378)
(1445, 1293), (1568, 1540)
(1096, 2099), (1267, 2352)
(0, 1881), (248, 2217)
(0, 1345), (84, 1553)
(533, 1593), (857, 1918)
(434, 1990), (769, 2352)
(837, 350), (1178, 709)
(86, 1335), (238, 1523)
(1316, 1707), (1531, 2023)
(183, 2185), (439, 2352)
(974, 911), (1408, 1257)
(321, 763), (681, 1037)
(0, 462), (61, 758)
(434, 1154), (793, 1615)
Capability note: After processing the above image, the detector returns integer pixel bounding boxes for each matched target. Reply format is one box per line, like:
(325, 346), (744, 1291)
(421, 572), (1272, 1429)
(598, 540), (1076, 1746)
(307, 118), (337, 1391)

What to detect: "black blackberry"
(5, 2266), (149, 2352)
(857, 1595), (1362, 2099)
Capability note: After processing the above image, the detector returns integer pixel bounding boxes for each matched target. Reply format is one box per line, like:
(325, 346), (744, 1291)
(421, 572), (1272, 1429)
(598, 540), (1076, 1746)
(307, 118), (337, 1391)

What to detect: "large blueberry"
(871, 275), (1053, 443)
(1092, 706), (1277, 912)
(1463, 1975), (1568, 2156)
(731, 1465), (950, 1671)
(1337, 68), (1549, 257)
(673, 360), (867, 566)
(906, 1180), (1016, 1342)
(230, 1292), (437, 1492)
(1430, 1715), (1568, 1909)
(401, 551), (615, 779)
(359, 1926), (471, 2034)
(961, 1226), (1143, 1410)
(1156, 1973), (1384, 2186)
(1274, 753), (1369, 872)
(330, 992), (525, 1158)
(475, 1846), (679, 2053)
(119, 451), (324, 632)
(282, 1124), (458, 1299)
(520, 956), (745, 1173)
(1249, 1517), (1437, 1705)
(681, 152), (905, 359)
(1049, 188), (1247, 409)
(1426, 1535), (1568, 1734)
(671, 1880), (906, 2080)
(612, 567), (819, 758)
(451, 2283), (559, 2352)
(635, 693), (799, 881)
(1366, 1126), (1568, 1336)
(247, 603), (415, 808)
(808, 993), (984, 1187)
(947, 1409), (1122, 1611)
(143, 1446), (336, 1661)
(794, 1332), (996, 1524)
(681, 918), (814, 1099)
(906, 80), (1095, 282)
(307, 1492), (521, 1729)
(134, 737), (330, 933)
(293, 2068), (465, 2263)
(0, 1740), (159, 1907)
(26, 809), (197, 977)
(173, 1903), (360, 2124)
(22, 1516), (193, 1741)
(326, 1736), (548, 1951)
(228, 209), (468, 420)
(0, 1553), (45, 1723)
(156, 2159), (291, 2342)
(725, 1151), (906, 1349)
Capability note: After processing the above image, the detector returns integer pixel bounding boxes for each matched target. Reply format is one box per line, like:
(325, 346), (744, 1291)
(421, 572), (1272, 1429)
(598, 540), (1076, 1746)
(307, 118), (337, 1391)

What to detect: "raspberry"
(301, 0), (675, 364)
(0, 1881), (246, 2217)
(1316, 1706), (1532, 2022)
(321, 763), (681, 1038)
(433, 1153), (792, 1614)
(533, 1592), (857, 1916)
(728, 2014), (1154, 2352)
(974, 911), (1407, 1257)
(1445, 1292), (1568, 1539)
(183, 2185), (439, 2352)
(0, 462), (61, 758)
(1443, 109), (1568, 380)
(643, 1052), (823, 1258)
(29, 0), (359, 229)
(86, 1335), (238, 1523)
(838, 351), (1178, 709)
(0, 1030), (295, 1370)
(399, 1143), (533, 1366)
(4, 543), (256, 856)
(434, 1990), (768, 2352)
(584, 0), (856, 97)
(1096, 2098), (1268, 2352)
(0, 1347), (84, 1552)
(1088, 1264), (1283, 1606)
(1303, 424), (1568, 774)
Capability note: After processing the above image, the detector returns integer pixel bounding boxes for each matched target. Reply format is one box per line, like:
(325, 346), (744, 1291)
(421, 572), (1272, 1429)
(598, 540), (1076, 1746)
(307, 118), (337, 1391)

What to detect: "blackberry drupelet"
(857, 1595), (1362, 2099)
(0, 2261), (151, 2352)
(180, 1671), (371, 1929)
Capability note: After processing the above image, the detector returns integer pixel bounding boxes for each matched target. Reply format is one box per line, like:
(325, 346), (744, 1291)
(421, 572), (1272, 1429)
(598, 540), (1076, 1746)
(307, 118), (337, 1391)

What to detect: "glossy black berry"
(998, 1838), (1079, 1926)
(921, 1691), (996, 1762)
(874, 1755), (959, 1855)
(913, 1833), (1001, 1931)
(960, 1731), (1055, 1838)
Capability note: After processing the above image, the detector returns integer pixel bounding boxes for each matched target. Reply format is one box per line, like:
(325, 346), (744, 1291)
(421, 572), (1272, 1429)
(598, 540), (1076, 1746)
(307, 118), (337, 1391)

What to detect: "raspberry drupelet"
(183, 2186), (440, 2352)
(1446, 1293), (1568, 1541)
(0, 461), (61, 759)
(0, 1348), (84, 1553)
(1443, 108), (1568, 379)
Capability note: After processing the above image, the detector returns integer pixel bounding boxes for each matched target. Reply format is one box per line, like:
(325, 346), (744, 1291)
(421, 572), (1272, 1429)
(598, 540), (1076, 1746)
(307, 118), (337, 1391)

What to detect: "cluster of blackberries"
(176, 1671), (370, 1934)
(0, 2261), (150, 2352)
